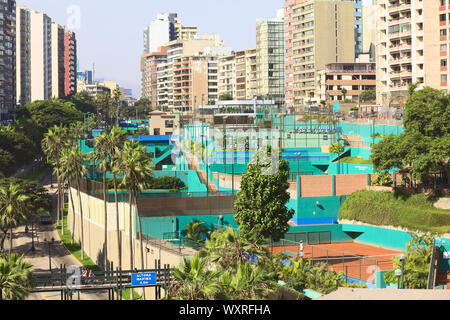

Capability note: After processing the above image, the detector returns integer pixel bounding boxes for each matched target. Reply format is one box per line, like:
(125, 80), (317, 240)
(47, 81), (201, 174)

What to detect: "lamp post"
(395, 269), (402, 289)
(296, 152), (301, 178)
(45, 237), (55, 272)
(30, 220), (35, 252)
(399, 253), (406, 289)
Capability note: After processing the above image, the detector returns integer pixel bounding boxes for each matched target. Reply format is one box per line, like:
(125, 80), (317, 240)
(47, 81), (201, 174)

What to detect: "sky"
(17, 0), (288, 98)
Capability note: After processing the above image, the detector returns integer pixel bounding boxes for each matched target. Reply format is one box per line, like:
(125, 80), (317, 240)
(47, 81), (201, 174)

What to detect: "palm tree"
(106, 127), (127, 271)
(0, 254), (33, 300)
(168, 254), (220, 300)
(202, 226), (268, 271)
(0, 184), (29, 256)
(92, 132), (110, 270)
(42, 125), (68, 235)
(119, 140), (153, 299)
(61, 146), (88, 260)
(218, 262), (273, 300)
(184, 221), (209, 243)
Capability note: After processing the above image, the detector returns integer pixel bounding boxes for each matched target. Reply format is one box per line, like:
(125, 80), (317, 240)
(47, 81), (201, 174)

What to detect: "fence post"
(311, 246), (314, 262)
(345, 266), (348, 282)
(359, 258), (362, 283)
(326, 250), (329, 271)
(342, 253), (345, 275)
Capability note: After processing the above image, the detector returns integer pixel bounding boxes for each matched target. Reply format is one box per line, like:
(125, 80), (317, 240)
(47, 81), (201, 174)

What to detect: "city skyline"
(16, 0), (288, 98)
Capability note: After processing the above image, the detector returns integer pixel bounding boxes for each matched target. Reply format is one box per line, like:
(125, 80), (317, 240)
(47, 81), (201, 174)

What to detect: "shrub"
(372, 171), (393, 186)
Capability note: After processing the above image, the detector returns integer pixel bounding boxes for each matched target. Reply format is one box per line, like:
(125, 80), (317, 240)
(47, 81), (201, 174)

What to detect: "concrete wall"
(67, 188), (187, 299)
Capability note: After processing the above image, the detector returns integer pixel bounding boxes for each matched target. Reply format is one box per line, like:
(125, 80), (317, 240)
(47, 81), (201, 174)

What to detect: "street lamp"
(295, 152), (301, 178)
(399, 253), (406, 289)
(394, 269), (402, 289)
(44, 237), (55, 272)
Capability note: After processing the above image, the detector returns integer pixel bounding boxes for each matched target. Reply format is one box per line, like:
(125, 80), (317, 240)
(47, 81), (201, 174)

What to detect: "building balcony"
(389, 43), (412, 52)
(388, 3), (411, 14)
(389, 57), (412, 65)
(388, 17), (411, 27)
(390, 71), (412, 79)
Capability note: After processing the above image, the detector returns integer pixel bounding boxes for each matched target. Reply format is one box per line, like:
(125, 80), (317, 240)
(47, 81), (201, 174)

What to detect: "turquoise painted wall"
(287, 224), (353, 243)
(341, 224), (412, 251)
(290, 196), (348, 225)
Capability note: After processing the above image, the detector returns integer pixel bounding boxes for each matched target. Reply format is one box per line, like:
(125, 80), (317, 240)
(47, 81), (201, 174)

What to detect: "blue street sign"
(131, 272), (157, 286)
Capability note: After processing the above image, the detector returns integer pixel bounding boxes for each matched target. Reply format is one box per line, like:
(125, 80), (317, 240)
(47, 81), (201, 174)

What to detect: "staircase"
(341, 134), (368, 149)
(154, 146), (173, 166)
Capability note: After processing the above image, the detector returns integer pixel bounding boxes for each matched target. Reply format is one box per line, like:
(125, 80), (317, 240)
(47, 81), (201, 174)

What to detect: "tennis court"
(270, 240), (401, 283)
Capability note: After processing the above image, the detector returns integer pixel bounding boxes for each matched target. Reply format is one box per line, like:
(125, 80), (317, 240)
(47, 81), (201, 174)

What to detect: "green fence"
(271, 238), (379, 283)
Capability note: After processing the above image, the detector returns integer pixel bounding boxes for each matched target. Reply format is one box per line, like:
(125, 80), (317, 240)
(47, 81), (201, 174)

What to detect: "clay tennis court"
(270, 241), (401, 282)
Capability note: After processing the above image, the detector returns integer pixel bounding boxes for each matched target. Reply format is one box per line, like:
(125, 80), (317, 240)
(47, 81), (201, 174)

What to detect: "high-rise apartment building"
(174, 18), (198, 41)
(16, 5), (52, 103)
(376, 0), (440, 105)
(143, 13), (177, 54)
(64, 30), (77, 96)
(164, 34), (226, 110)
(0, 0), (16, 119)
(51, 22), (65, 98)
(218, 53), (236, 98)
(256, 9), (285, 108)
(285, 0), (355, 108)
(16, 5), (76, 105)
(141, 46), (167, 109)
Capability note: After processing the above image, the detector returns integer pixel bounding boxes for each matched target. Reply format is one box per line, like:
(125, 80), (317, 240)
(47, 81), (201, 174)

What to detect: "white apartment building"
(376, 0), (440, 106)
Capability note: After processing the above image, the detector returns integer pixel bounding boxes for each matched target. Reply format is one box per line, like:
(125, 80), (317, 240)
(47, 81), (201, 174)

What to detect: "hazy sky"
(17, 0), (288, 98)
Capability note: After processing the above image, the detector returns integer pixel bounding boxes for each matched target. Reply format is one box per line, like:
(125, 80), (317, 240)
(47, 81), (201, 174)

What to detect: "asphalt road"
(7, 170), (109, 300)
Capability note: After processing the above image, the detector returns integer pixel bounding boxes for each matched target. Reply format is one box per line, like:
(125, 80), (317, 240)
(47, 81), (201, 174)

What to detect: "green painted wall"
(341, 224), (412, 251)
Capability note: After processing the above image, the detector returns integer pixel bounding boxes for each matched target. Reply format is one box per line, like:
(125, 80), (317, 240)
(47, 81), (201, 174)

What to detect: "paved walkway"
(6, 171), (108, 300)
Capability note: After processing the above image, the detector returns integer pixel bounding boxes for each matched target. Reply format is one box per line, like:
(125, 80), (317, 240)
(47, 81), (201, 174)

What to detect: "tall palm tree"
(61, 146), (88, 260)
(119, 140), (152, 299)
(0, 254), (33, 300)
(106, 127), (127, 271)
(0, 184), (29, 256)
(168, 254), (220, 300)
(42, 125), (68, 235)
(92, 132), (111, 270)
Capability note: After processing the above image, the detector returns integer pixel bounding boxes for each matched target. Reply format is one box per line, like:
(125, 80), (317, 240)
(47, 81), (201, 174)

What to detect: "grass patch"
(121, 288), (143, 300)
(339, 190), (450, 234)
(338, 157), (373, 165)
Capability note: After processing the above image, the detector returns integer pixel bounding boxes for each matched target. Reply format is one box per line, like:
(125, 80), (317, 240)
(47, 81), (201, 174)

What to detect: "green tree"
(184, 221), (209, 243)
(119, 140), (153, 299)
(374, 87), (450, 183)
(0, 254), (33, 300)
(329, 142), (344, 155)
(359, 88), (376, 102)
(341, 88), (347, 100)
(0, 149), (15, 177)
(107, 127), (127, 271)
(167, 254), (220, 300)
(60, 146), (88, 259)
(42, 125), (69, 234)
(218, 93), (233, 101)
(0, 184), (29, 256)
(384, 233), (434, 289)
(202, 226), (269, 271)
(234, 150), (294, 242)
(92, 132), (111, 269)
(0, 178), (51, 252)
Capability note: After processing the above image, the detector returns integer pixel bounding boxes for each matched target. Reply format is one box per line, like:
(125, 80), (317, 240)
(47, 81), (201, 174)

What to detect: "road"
(7, 169), (109, 300)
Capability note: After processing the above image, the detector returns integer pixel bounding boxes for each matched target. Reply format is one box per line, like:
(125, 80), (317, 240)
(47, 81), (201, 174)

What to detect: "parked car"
(40, 214), (52, 225)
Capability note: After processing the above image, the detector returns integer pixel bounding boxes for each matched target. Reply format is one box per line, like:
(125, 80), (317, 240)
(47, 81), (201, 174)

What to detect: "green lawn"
(338, 157), (373, 165)
(339, 190), (450, 234)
